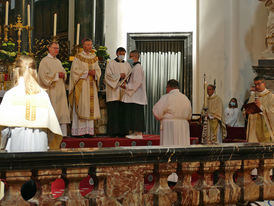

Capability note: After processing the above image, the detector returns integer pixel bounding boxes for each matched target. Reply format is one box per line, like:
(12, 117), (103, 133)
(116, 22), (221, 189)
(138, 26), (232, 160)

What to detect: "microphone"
(254, 92), (258, 100)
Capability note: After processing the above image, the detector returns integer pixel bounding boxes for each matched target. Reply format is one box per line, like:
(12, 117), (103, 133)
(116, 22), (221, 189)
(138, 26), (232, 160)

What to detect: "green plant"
(62, 60), (72, 74)
(0, 41), (17, 63)
(95, 45), (110, 61)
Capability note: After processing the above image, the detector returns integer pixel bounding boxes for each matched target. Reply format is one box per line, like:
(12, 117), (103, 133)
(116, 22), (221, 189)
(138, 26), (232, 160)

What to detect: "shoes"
(125, 134), (143, 139)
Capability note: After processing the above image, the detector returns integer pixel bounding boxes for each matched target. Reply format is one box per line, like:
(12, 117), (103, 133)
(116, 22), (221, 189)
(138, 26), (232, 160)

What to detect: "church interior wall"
(104, 0), (268, 113)
(198, 0), (267, 113)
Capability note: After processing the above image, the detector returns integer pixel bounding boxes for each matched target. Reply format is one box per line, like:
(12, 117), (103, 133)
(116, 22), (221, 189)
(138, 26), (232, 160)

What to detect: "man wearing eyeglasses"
(246, 76), (274, 143)
(38, 42), (70, 136)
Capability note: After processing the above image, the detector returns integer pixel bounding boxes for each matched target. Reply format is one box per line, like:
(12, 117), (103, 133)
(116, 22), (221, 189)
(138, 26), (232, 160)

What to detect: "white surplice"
(224, 107), (242, 127)
(104, 59), (131, 102)
(153, 89), (192, 146)
(121, 63), (147, 105)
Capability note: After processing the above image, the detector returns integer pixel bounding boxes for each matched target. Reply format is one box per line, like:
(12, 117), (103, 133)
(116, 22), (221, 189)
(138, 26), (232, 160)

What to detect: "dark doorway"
(127, 32), (192, 134)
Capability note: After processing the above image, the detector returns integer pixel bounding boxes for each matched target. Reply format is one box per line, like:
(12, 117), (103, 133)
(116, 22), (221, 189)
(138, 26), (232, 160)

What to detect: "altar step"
(60, 126), (246, 149)
(60, 135), (201, 149)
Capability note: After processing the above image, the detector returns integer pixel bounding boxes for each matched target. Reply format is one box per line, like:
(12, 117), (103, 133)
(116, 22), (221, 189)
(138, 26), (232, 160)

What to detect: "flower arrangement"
(95, 45), (110, 61)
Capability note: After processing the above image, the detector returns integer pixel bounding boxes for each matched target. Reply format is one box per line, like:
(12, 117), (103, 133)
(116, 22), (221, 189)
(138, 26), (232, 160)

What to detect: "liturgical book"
(243, 102), (262, 114)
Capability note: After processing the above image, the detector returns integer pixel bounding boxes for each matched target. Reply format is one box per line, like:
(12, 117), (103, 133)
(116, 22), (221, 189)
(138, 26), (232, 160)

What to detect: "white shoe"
(134, 135), (143, 139)
(126, 134), (143, 139)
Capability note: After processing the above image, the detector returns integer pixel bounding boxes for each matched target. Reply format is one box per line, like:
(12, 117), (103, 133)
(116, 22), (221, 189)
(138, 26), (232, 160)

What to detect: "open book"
(243, 102), (262, 114)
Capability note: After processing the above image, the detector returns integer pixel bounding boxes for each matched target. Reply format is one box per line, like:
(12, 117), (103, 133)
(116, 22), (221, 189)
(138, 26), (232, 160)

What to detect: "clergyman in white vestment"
(38, 42), (70, 136)
(153, 79), (192, 146)
(69, 39), (101, 136)
(0, 56), (63, 152)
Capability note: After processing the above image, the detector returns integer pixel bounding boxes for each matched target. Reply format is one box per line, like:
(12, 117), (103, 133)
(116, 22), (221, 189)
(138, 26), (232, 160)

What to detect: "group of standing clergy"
(38, 39), (101, 137)
(38, 40), (148, 139)
(37, 39), (273, 145)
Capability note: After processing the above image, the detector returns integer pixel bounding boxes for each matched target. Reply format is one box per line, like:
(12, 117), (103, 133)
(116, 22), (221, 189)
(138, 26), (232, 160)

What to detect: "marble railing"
(0, 143), (273, 206)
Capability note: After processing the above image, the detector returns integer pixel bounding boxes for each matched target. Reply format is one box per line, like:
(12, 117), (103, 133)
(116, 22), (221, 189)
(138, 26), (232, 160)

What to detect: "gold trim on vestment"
(25, 97), (36, 121)
(255, 114), (271, 142)
(72, 53), (98, 120)
(75, 53), (98, 65)
(258, 91), (270, 97)
(89, 75), (94, 119)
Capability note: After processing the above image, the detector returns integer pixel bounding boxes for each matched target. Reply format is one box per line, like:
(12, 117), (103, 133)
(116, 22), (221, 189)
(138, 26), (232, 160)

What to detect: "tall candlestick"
(204, 81), (208, 108)
(27, 4), (30, 27)
(76, 23), (80, 45)
(53, 13), (57, 36)
(5, 1), (9, 25)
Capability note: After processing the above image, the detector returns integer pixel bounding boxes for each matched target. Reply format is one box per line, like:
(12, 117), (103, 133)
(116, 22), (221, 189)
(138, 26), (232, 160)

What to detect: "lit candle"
(76, 23), (80, 45)
(27, 4), (30, 27)
(53, 13), (57, 36)
(5, 1), (9, 25)
(204, 81), (208, 107)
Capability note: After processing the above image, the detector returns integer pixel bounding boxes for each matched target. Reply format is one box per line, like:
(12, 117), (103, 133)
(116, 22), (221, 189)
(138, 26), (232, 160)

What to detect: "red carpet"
(61, 135), (201, 149)
(60, 126), (246, 149)
(61, 134), (160, 148)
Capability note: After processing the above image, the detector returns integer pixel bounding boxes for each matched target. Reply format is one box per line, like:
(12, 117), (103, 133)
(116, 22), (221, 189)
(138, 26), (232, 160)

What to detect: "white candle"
(204, 81), (208, 107)
(27, 4), (30, 27)
(76, 23), (80, 45)
(53, 13), (57, 36)
(5, 1), (9, 25)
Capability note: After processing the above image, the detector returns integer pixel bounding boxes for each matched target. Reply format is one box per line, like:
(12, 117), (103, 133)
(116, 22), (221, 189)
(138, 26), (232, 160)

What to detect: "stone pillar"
(95, 0), (105, 46)
(201, 161), (221, 205)
(66, 168), (90, 206)
(174, 162), (200, 206)
(242, 160), (260, 202)
(96, 164), (154, 205)
(37, 169), (63, 205)
(262, 159), (274, 200)
(75, 0), (95, 42)
(150, 163), (177, 206)
(223, 160), (241, 204)
(2, 170), (32, 206)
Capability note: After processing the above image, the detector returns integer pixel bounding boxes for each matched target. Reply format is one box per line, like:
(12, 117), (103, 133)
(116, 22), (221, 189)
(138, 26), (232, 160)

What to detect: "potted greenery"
(95, 46), (110, 61)
(0, 41), (17, 63)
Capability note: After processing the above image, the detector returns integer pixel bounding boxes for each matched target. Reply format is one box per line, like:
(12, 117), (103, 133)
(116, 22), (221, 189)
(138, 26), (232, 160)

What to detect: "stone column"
(150, 163), (177, 206)
(66, 168), (90, 206)
(1, 170), (32, 206)
(201, 161), (221, 205)
(223, 160), (241, 204)
(174, 162), (200, 206)
(263, 159), (274, 200)
(75, 0), (95, 42)
(242, 160), (260, 202)
(95, 0), (105, 46)
(37, 169), (63, 205)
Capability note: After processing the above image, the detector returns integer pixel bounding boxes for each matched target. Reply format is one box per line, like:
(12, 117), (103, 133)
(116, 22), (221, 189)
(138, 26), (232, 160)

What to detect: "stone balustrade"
(0, 143), (273, 205)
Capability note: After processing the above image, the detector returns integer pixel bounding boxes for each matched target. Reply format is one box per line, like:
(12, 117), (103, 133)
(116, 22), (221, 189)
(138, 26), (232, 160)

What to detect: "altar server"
(104, 47), (131, 137)
(121, 50), (147, 139)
